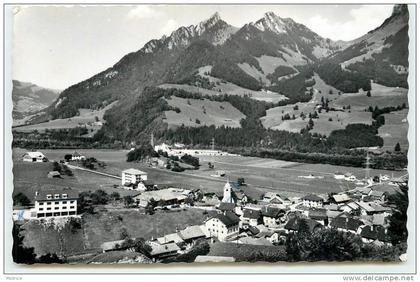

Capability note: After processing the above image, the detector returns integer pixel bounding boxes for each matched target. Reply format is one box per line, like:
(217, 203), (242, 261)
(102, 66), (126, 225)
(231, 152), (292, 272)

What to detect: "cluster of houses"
(154, 143), (236, 157)
(94, 178), (401, 261)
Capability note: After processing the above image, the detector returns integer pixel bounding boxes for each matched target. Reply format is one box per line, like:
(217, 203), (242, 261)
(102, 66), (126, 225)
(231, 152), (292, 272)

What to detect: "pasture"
(378, 109), (409, 150)
(164, 96), (245, 128)
(13, 148), (406, 203)
(13, 101), (118, 137)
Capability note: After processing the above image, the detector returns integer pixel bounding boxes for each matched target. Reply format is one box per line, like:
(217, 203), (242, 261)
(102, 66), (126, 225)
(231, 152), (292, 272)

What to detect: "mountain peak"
(392, 4), (408, 17)
(207, 12), (221, 23)
(253, 11), (287, 34)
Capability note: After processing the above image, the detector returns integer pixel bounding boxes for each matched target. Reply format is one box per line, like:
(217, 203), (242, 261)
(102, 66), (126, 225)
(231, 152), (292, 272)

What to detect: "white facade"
(23, 151), (46, 162)
(122, 168), (148, 185)
(34, 193), (77, 218)
(302, 199), (323, 208)
(204, 218), (239, 242)
(221, 181), (234, 204)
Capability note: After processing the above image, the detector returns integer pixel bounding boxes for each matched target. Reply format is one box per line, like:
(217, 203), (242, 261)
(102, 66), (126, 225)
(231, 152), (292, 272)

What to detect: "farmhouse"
(330, 216), (364, 234)
(134, 188), (190, 208)
(22, 151), (47, 162)
(284, 217), (323, 234)
(33, 188), (78, 218)
(358, 225), (391, 246)
(122, 168), (148, 186)
(241, 209), (262, 227)
(205, 211), (240, 241)
(261, 206), (286, 228)
(301, 194), (324, 208)
(71, 151), (86, 161)
(262, 192), (290, 205)
(355, 201), (392, 216)
(332, 193), (352, 204)
(368, 190), (387, 202)
(178, 225), (207, 244)
(148, 241), (180, 259)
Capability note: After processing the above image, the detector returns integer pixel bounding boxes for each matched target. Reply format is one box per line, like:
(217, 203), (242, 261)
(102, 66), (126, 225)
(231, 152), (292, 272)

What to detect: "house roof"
(356, 201), (390, 213)
(246, 225), (260, 236)
(369, 190), (386, 198)
(157, 233), (184, 244)
(122, 168), (147, 175)
(284, 217), (322, 233)
(302, 194), (323, 202)
(23, 151), (45, 158)
(242, 209), (261, 220)
(217, 202), (236, 212)
(359, 225), (391, 242)
(149, 242), (180, 256)
(332, 194), (351, 203)
(330, 217), (364, 232)
(34, 187), (78, 201)
(308, 209), (327, 220)
(354, 187), (372, 195)
(209, 211), (240, 227)
(178, 225), (206, 241)
(261, 206), (284, 218)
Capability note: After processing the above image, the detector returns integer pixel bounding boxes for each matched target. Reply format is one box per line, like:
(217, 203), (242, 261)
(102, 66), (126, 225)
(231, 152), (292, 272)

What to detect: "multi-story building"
(204, 211), (240, 241)
(34, 189), (78, 218)
(122, 168), (148, 186)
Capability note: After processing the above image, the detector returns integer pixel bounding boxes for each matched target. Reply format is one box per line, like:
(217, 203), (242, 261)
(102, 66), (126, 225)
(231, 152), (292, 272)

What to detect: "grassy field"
(21, 208), (216, 257)
(13, 101), (118, 137)
(13, 148), (406, 202)
(378, 109), (409, 150)
(261, 75), (408, 139)
(164, 96), (245, 128)
(208, 242), (287, 262)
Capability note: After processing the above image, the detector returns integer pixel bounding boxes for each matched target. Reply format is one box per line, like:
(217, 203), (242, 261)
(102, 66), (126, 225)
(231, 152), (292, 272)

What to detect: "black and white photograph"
(2, 1), (417, 277)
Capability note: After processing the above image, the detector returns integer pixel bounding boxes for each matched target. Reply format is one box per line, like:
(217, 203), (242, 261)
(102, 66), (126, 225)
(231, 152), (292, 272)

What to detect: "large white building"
(22, 151), (47, 162)
(122, 168), (148, 186)
(204, 212), (240, 241)
(33, 189), (78, 218)
(301, 194), (324, 208)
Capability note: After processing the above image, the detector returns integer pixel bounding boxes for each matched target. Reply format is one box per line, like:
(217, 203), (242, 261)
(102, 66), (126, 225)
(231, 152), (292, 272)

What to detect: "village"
(12, 146), (408, 264)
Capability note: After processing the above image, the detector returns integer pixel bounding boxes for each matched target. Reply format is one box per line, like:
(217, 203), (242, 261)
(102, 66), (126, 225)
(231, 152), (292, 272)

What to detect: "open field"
(13, 148), (406, 201)
(378, 109), (409, 150)
(13, 101), (118, 137)
(208, 242), (287, 261)
(21, 208), (216, 257)
(164, 96), (245, 128)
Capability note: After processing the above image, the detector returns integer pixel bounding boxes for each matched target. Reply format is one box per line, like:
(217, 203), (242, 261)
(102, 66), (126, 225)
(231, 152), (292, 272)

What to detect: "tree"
(308, 118), (314, 130)
(90, 190), (109, 205)
(110, 192), (121, 201)
(12, 223), (36, 264)
(394, 142), (401, 152)
(38, 253), (63, 264)
(13, 192), (31, 206)
(134, 238), (152, 257)
(387, 183), (408, 245)
(237, 177), (245, 186)
(123, 195), (134, 208)
(367, 90), (371, 97)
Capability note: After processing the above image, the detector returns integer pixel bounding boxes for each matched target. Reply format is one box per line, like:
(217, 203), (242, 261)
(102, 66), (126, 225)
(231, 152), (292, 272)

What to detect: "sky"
(11, 4), (394, 90)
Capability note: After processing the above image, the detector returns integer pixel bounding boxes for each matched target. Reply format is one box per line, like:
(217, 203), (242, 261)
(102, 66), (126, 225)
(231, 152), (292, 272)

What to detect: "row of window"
(38, 200), (75, 205)
(36, 211), (77, 218)
(46, 193), (68, 200)
(39, 206), (75, 211)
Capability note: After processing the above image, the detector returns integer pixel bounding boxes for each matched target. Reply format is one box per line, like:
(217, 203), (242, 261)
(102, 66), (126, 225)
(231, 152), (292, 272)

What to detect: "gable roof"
(359, 225), (391, 242)
(302, 194), (323, 202)
(34, 187), (78, 201)
(23, 151), (45, 158)
(149, 242), (180, 256)
(332, 194), (351, 203)
(330, 217), (364, 232)
(284, 217), (322, 233)
(157, 233), (184, 244)
(209, 211), (240, 227)
(369, 190), (386, 198)
(261, 206), (285, 218)
(178, 225), (206, 241)
(217, 202), (236, 211)
(242, 209), (261, 219)
(308, 209), (328, 220)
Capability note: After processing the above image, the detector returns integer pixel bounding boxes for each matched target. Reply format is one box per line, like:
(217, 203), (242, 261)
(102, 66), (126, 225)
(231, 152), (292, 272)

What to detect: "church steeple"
(222, 179), (235, 203)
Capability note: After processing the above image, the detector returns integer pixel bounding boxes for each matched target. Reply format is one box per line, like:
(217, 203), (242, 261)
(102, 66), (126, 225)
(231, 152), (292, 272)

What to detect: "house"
(261, 206), (286, 228)
(284, 217), (323, 234)
(356, 201), (392, 216)
(368, 190), (387, 202)
(71, 151), (86, 161)
(301, 194), (323, 208)
(330, 216), (364, 234)
(332, 194), (351, 204)
(358, 225), (392, 246)
(217, 202), (236, 213)
(261, 192), (290, 205)
(134, 188), (189, 208)
(149, 242), (180, 260)
(344, 173), (357, 182)
(178, 225), (206, 244)
(255, 230), (280, 244)
(241, 208), (262, 227)
(22, 151), (47, 162)
(122, 168), (148, 186)
(204, 211), (240, 241)
(340, 202), (360, 214)
(307, 208), (328, 226)
(157, 233), (184, 245)
(47, 171), (61, 178)
(353, 187), (372, 197)
(33, 188), (78, 218)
